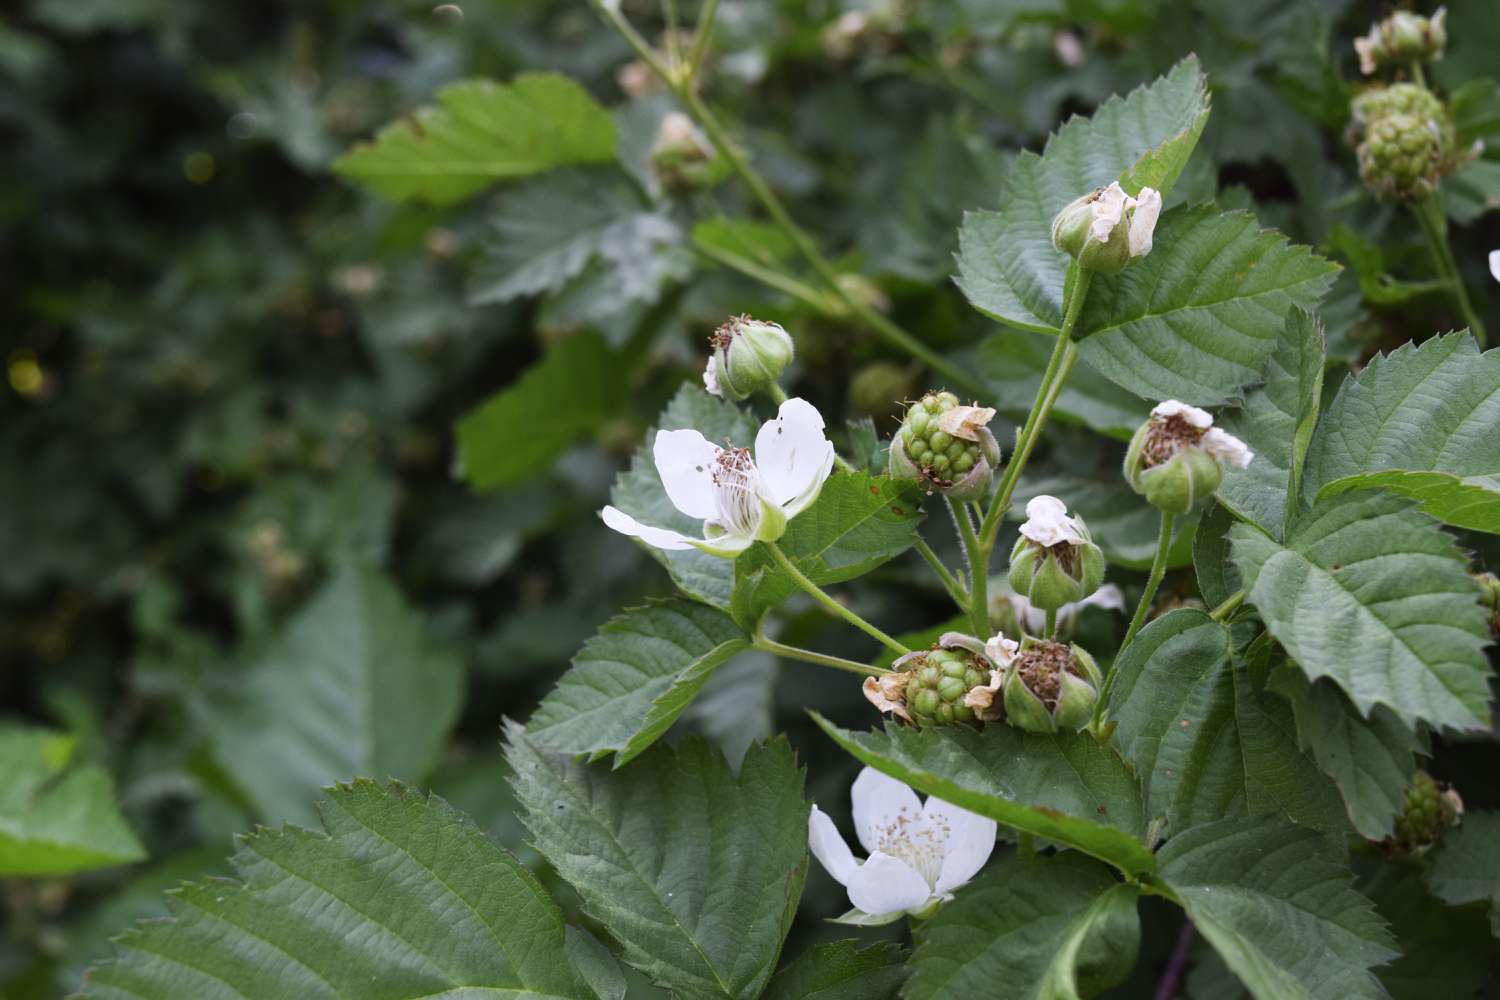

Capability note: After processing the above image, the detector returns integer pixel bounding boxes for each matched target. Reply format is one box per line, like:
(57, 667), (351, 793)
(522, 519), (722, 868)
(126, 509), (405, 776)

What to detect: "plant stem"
(1153, 919), (1196, 1000)
(685, 0), (720, 82)
(1411, 194), (1487, 345)
(690, 243), (846, 315)
(1411, 62), (1427, 89)
(1120, 510), (1176, 655)
(766, 542), (912, 655)
(1045, 607), (1058, 638)
(914, 537), (969, 608)
(752, 623), (887, 677)
(948, 497), (990, 638)
(588, 0), (984, 395)
(1209, 589), (1246, 622)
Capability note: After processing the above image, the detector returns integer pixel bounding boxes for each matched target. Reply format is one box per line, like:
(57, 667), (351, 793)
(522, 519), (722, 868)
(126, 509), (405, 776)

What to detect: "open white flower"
(809, 768), (996, 924)
(601, 397), (835, 557)
(1018, 494), (1087, 547)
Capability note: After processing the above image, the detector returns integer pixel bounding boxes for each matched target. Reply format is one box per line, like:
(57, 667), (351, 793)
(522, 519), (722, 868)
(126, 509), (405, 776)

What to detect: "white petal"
(1089, 182), (1127, 244)
(1019, 494), (1085, 547)
(754, 397), (835, 515)
(1201, 427), (1254, 469)
(1489, 249), (1500, 284)
(983, 632), (1019, 668)
(653, 429), (721, 520)
(1151, 399), (1214, 428)
(1079, 583), (1126, 613)
(851, 767), (923, 856)
(599, 506), (696, 550)
(924, 797), (997, 894)
(845, 853), (934, 917)
(703, 357), (722, 398)
(808, 806), (859, 887)
(1127, 187), (1162, 258)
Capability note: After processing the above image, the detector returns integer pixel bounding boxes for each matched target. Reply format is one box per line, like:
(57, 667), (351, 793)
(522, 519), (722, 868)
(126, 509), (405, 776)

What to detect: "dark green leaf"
(974, 329), (1149, 439)
(762, 941), (906, 1000)
(1425, 811), (1500, 937)
(1369, 864), (1494, 998)
(1193, 502), (1243, 608)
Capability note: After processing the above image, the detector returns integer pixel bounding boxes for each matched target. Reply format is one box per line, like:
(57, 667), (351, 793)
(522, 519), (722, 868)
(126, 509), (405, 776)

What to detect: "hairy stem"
(1209, 589), (1246, 622)
(1412, 194), (1487, 346)
(1120, 510), (1176, 654)
(767, 542), (911, 655)
(949, 497), (990, 638)
(1045, 607), (1058, 639)
(752, 623), (887, 677)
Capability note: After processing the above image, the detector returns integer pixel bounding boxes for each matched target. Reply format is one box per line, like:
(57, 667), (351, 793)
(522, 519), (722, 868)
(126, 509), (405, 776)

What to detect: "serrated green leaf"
(1158, 816), (1397, 1000)
(1424, 811), (1500, 937)
(524, 598), (751, 766)
(1217, 308), (1326, 538)
(956, 57), (1210, 333)
(82, 781), (601, 1000)
(1014, 475), (1197, 570)
(469, 167), (682, 307)
(1266, 666), (1422, 840)
(1370, 863), (1494, 998)
(810, 715), (1155, 877)
(1193, 502), (1243, 608)
(211, 567), (464, 824)
(456, 331), (625, 490)
(904, 853), (1139, 1000)
(1106, 610), (1347, 842)
(507, 731), (808, 1000)
(973, 329), (1149, 439)
(762, 941), (906, 1000)
(0, 725), (144, 877)
(609, 385), (758, 607)
(1076, 206), (1339, 406)
(731, 471), (924, 628)
(332, 74), (616, 205)
(1230, 490), (1492, 732)
(1306, 333), (1500, 534)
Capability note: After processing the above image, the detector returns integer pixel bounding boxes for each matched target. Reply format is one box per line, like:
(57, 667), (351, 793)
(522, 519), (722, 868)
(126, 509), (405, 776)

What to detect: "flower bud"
(650, 111), (720, 191)
(1348, 84), (1458, 201)
(1007, 496), (1104, 613)
(1355, 8), (1447, 76)
(997, 636), (1101, 734)
(705, 315), (794, 401)
(1383, 771), (1463, 857)
(867, 633), (994, 726)
(889, 391), (1000, 502)
(1124, 400), (1252, 513)
(1472, 570), (1500, 639)
(1051, 182), (1162, 274)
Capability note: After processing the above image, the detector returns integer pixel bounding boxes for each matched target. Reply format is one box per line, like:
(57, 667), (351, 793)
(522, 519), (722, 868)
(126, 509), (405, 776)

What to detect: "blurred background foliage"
(2, 0), (1498, 995)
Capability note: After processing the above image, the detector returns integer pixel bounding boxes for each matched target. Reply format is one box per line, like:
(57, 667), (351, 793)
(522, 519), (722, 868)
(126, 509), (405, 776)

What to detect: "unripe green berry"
(889, 391), (1000, 502)
(1349, 84), (1457, 202)
(849, 361), (916, 420)
(894, 645), (991, 727)
(1384, 771), (1462, 856)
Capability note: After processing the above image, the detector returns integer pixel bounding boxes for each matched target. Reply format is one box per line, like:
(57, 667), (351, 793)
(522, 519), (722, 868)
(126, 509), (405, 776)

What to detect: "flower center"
(711, 446), (762, 537)
(1142, 414), (1206, 467)
(869, 807), (947, 888)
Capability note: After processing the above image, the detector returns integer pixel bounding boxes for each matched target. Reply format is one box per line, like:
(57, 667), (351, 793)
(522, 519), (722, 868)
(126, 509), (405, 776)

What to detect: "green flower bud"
(707, 315), (794, 401)
(889, 391), (1000, 502)
(1355, 8), (1447, 75)
(1348, 84), (1458, 201)
(1007, 496), (1105, 612)
(999, 636), (1101, 734)
(1383, 771), (1463, 856)
(1472, 570), (1500, 639)
(1051, 182), (1162, 274)
(1124, 401), (1252, 514)
(870, 636), (994, 727)
(650, 111), (720, 191)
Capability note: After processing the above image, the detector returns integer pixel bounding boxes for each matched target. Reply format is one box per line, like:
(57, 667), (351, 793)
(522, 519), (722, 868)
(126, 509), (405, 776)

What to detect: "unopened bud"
(889, 391), (1000, 502)
(705, 315), (794, 401)
(1355, 8), (1447, 76)
(650, 111), (719, 191)
(1007, 496), (1105, 612)
(1051, 182), (1162, 274)
(999, 636), (1101, 734)
(1124, 400), (1252, 513)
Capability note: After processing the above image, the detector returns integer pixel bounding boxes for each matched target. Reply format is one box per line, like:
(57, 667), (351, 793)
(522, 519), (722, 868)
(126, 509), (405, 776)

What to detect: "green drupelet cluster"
(895, 392), (980, 483)
(903, 646), (989, 726)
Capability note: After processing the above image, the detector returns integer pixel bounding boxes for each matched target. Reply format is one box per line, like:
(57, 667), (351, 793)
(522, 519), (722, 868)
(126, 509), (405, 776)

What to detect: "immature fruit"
(707, 315), (794, 401)
(1384, 771), (1463, 856)
(1123, 401), (1251, 513)
(1007, 496), (1105, 613)
(1349, 84), (1457, 201)
(1000, 637), (1101, 734)
(901, 646), (990, 726)
(889, 391), (999, 502)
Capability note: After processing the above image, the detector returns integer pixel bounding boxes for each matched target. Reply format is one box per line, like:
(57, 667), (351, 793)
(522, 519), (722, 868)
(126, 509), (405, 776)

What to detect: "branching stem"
(752, 622), (887, 677)
(766, 542), (912, 655)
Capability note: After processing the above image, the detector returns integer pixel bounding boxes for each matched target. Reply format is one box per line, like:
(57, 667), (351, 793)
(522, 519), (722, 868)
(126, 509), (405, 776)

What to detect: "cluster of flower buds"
(1008, 496), (1105, 613)
(1348, 83), (1459, 201)
(889, 391), (1000, 502)
(649, 111), (720, 191)
(1383, 771), (1463, 857)
(867, 634), (996, 727)
(1051, 181), (1162, 274)
(703, 314), (794, 402)
(1124, 401), (1253, 513)
(1354, 7), (1447, 76)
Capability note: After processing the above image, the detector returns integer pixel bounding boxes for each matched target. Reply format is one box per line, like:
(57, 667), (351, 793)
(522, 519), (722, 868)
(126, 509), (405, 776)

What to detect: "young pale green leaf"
(761, 941), (906, 1000)
(469, 167), (683, 307)
(1370, 863), (1495, 998)
(1424, 811), (1500, 937)
(811, 714), (1155, 877)
(1015, 476), (1196, 570)
(1266, 666), (1422, 840)
(524, 598), (751, 766)
(904, 853), (1140, 1000)
(210, 566), (464, 825)
(1106, 610), (1347, 842)
(955, 57), (1209, 333)
(1158, 816), (1397, 1000)
(1217, 308), (1326, 538)
(456, 331), (625, 490)
(0, 726), (144, 877)
(1076, 206), (1339, 406)
(973, 329), (1149, 440)
(730, 472), (924, 628)
(1305, 333), (1500, 534)
(609, 385), (758, 607)
(507, 730), (808, 1000)
(82, 781), (602, 1000)
(1230, 491), (1492, 732)
(332, 74), (616, 205)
